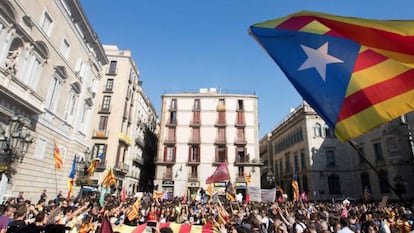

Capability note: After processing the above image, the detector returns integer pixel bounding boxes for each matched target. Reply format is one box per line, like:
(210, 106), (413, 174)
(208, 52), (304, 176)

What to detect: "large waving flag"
(54, 141), (63, 169)
(67, 155), (76, 200)
(206, 162), (231, 184)
(87, 152), (104, 176)
(249, 11), (414, 141)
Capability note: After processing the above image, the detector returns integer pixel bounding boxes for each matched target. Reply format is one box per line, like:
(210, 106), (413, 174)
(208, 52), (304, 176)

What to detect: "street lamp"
(266, 133), (275, 186)
(0, 115), (33, 177)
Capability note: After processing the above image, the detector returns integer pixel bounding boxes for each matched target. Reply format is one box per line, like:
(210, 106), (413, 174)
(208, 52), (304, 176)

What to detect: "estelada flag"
(54, 141), (63, 169)
(206, 162), (230, 184)
(292, 174), (299, 202)
(67, 155), (76, 200)
(250, 11), (414, 142)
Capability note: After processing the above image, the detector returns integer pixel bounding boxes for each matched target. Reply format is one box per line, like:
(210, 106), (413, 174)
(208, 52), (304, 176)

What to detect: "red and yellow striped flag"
(244, 172), (251, 185)
(153, 190), (164, 200)
(127, 197), (141, 221)
(292, 174), (299, 202)
(101, 168), (116, 188)
(54, 142), (63, 169)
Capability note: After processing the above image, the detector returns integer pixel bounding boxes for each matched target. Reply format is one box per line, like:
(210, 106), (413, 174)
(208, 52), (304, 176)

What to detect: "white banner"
(247, 186), (276, 202)
(0, 174), (8, 203)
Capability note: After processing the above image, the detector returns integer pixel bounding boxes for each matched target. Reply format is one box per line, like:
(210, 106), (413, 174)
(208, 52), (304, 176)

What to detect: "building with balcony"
(260, 101), (414, 201)
(155, 88), (262, 199)
(0, 0), (107, 201)
(90, 45), (158, 195)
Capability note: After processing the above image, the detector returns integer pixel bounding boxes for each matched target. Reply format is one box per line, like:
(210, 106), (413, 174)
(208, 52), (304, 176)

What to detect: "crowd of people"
(0, 188), (413, 233)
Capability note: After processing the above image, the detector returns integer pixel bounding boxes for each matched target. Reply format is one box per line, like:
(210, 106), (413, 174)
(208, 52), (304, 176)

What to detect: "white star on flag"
(298, 42), (343, 81)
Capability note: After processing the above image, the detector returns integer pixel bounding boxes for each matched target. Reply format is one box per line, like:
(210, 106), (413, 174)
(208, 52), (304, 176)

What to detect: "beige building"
(0, 0), (107, 201)
(155, 88), (262, 199)
(260, 101), (414, 201)
(89, 45), (158, 195)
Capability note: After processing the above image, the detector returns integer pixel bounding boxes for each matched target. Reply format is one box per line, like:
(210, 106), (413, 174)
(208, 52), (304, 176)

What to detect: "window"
(98, 116), (109, 131)
(105, 79), (114, 91)
(93, 144), (107, 160)
(358, 145), (366, 166)
(167, 128), (175, 142)
(378, 170), (390, 193)
(373, 142), (384, 161)
(302, 175), (308, 193)
(314, 123), (322, 137)
(217, 146), (226, 162)
(236, 128), (245, 140)
(170, 99), (177, 110)
(237, 100), (244, 110)
(64, 91), (78, 123)
(164, 146), (175, 161)
(108, 60), (117, 74)
(324, 125), (331, 137)
(33, 138), (46, 159)
(60, 39), (70, 59)
(190, 166), (198, 178)
(294, 154), (299, 171)
(101, 96), (111, 111)
(22, 53), (42, 89)
(194, 99), (200, 110)
(238, 166), (244, 177)
(236, 112), (245, 125)
(328, 174), (341, 194)
(217, 128), (225, 142)
(360, 172), (371, 194)
(40, 11), (53, 36)
(192, 128), (200, 142)
(192, 111), (200, 124)
(169, 111), (177, 124)
(285, 153), (290, 172)
(219, 98), (225, 106)
(45, 75), (63, 112)
(218, 111), (226, 124)
(165, 166), (172, 179)
(236, 147), (246, 162)
(326, 150), (336, 166)
(189, 145), (199, 162)
(300, 151), (306, 169)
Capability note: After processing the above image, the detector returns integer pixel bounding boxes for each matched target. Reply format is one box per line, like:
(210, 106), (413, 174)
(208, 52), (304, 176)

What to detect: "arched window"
(4, 37), (23, 76)
(313, 123), (322, 137)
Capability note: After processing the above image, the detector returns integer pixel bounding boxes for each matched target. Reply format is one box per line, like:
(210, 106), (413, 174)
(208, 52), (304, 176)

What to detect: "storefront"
(161, 180), (174, 198)
(188, 181), (200, 198)
(235, 182), (247, 201)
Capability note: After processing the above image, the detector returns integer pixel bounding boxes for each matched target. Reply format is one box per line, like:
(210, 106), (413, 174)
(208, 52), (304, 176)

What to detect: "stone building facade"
(155, 88), (262, 199)
(0, 0), (107, 201)
(260, 101), (414, 201)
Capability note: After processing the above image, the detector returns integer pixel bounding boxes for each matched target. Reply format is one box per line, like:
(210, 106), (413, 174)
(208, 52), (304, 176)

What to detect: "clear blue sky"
(80, 0), (414, 138)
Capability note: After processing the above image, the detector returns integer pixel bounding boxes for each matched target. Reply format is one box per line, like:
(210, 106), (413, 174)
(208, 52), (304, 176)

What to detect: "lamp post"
(266, 133), (275, 187)
(75, 148), (91, 187)
(0, 115), (33, 178)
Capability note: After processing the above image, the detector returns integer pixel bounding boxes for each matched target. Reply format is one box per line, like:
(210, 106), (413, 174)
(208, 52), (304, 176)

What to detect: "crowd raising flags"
(249, 11), (414, 142)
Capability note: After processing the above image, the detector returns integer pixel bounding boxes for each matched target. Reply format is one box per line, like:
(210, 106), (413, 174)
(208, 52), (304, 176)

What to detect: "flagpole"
(54, 165), (58, 196)
(347, 140), (404, 201)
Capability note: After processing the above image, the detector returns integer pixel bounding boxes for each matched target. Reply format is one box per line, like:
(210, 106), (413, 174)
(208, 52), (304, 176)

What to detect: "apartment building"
(0, 0), (107, 200)
(89, 45), (158, 195)
(155, 88), (262, 199)
(260, 101), (414, 201)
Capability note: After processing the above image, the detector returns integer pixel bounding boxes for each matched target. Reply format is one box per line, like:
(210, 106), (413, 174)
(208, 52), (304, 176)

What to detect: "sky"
(80, 0), (414, 138)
